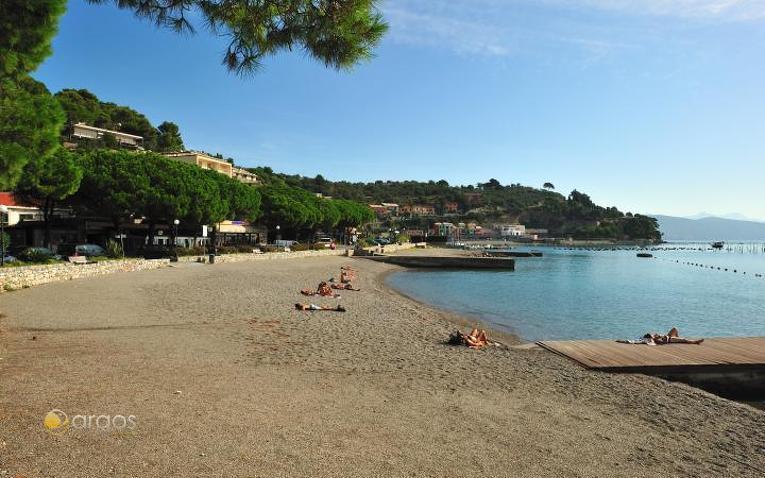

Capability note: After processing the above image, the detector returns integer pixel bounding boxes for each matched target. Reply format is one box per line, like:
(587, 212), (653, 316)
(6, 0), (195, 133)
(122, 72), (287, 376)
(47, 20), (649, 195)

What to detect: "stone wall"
(177, 243), (417, 264)
(0, 243), (418, 293)
(0, 259), (170, 293)
(177, 248), (348, 264)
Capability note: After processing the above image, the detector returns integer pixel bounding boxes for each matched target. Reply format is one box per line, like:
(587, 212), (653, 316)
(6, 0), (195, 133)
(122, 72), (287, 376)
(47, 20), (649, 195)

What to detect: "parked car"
(57, 243), (106, 257)
(18, 247), (61, 262)
(315, 237), (334, 248)
(140, 245), (178, 261)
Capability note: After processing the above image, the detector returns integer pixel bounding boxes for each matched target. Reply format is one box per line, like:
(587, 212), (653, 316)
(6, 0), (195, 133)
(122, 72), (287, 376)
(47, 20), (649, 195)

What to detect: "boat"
(711, 241), (725, 249)
(636, 252), (653, 258)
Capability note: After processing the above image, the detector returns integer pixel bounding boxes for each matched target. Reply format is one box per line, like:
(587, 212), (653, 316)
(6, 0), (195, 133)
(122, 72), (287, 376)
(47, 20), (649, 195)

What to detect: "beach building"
(498, 224), (526, 237)
(0, 192), (44, 226)
(69, 123), (144, 149)
(431, 222), (455, 237)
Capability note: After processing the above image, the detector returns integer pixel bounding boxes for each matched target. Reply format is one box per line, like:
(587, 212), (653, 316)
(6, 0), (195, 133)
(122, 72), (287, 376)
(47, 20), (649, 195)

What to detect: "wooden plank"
(537, 337), (765, 371)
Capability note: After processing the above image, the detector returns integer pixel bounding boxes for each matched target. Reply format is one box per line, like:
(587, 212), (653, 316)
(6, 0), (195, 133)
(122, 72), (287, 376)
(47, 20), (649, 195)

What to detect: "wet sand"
(0, 256), (763, 477)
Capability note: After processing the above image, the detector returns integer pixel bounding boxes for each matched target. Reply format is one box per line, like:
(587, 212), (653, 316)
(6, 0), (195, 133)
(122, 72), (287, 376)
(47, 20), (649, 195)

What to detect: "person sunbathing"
(294, 303), (346, 312)
(462, 328), (490, 349)
(331, 283), (360, 291)
(643, 327), (704, 345)
(618, 327), (703, 345)
(300, 281), (339, 297)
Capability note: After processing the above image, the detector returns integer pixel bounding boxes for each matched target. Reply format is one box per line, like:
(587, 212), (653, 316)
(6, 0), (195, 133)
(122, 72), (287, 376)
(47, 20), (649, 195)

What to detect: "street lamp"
(173, 219), (180, 247)
(275, 225), (281, 243)
(0, 205), (7, 267)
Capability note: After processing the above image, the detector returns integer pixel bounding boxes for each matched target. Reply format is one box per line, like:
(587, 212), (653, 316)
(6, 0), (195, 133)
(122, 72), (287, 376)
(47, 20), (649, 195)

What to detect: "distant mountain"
(652, 215), (765, 241)
(685, 212), (764, 223)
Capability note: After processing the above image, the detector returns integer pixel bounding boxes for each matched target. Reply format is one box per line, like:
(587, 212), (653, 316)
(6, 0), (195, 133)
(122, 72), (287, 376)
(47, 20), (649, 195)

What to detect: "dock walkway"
(537, 337), (765, 398)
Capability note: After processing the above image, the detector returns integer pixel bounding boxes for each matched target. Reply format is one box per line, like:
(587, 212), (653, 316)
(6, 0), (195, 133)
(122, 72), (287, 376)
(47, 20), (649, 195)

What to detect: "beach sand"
(0, 255), (763, 477)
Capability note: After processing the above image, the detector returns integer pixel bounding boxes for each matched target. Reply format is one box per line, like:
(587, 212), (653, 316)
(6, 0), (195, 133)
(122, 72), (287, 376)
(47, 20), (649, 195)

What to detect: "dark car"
(18, 247), (60, 262)
(141, 245), (178, 261)
(57, 243), (106, 257)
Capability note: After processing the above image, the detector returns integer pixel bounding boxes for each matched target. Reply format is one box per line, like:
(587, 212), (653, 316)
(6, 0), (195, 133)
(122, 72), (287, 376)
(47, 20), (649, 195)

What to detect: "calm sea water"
(387, 243), (765, 341)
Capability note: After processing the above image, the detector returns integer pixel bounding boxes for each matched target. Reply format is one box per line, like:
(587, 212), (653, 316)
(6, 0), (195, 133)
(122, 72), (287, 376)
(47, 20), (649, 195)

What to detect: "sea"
(387, 242), (765, 342)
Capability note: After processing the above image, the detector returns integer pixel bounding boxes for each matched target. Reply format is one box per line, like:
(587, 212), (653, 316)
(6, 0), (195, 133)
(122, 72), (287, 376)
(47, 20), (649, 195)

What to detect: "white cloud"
(383, 4), (513, 57)
(565, 0), (765, 20)
(381, 0), (764, 59)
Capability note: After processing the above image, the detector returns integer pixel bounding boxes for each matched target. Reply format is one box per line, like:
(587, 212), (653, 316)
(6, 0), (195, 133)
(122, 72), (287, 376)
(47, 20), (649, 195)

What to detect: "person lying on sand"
(300, 281), (339, 297)
(294, 303), (346, 312)
(617, 327), (704, 345)
(449, 328), (493, 349)
(331, 283), (360, 291)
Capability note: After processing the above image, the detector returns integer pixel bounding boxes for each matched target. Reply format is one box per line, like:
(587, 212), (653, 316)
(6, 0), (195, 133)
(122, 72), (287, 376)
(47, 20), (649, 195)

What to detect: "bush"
(291, 243), (310, 251)
(105, 240), (124, 259)
(176, 246), (206, 257)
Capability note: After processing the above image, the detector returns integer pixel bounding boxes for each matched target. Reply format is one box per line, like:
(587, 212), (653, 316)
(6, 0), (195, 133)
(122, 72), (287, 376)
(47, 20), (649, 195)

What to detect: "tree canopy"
(0, 0), (67, 79)
(87, 0), (388, 74)
(155, 121), (185, 152)
(15, 148), (84, 247)
(259, 180), (373, 236)
(73, 150), (261, 230)
(0, 77), (65, 190)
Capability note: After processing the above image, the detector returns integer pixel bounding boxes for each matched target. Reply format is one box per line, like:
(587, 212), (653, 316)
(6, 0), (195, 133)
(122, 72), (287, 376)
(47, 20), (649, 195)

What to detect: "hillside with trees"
(250, 170), (661, 241)
(55, 89), (185, 152)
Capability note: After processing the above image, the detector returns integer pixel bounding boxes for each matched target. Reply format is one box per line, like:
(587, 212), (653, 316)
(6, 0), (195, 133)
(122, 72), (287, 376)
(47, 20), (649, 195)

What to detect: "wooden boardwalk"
(537, 337), (765, 373)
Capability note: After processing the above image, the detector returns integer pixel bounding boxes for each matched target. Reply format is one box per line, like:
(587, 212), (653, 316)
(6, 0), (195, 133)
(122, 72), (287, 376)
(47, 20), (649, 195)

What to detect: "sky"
(34, 0), (765, 220)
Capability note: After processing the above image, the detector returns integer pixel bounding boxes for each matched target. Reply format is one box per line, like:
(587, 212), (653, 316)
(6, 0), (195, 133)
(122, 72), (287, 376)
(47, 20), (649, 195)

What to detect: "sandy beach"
(1, 255), (764, 477)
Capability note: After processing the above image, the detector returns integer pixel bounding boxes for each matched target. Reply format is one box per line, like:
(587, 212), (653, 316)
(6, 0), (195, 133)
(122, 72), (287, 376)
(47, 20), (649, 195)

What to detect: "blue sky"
(34, 0), (765, 219)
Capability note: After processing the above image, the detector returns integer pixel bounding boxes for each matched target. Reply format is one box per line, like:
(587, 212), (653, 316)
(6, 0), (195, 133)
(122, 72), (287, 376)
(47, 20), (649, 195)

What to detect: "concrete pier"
(356, 255), (515, 270)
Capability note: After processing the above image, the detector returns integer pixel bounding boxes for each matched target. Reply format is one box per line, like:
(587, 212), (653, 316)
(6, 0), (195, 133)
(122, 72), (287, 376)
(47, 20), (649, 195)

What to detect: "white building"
(71, 123), (144, 149)
(498, 224), (526, 237)
(0, 192), (43, 226)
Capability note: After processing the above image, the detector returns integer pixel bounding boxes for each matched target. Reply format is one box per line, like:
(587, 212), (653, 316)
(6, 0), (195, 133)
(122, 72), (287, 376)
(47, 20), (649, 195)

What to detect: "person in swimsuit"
(294, 303), (346, 312)
(642, 327), (704, 345)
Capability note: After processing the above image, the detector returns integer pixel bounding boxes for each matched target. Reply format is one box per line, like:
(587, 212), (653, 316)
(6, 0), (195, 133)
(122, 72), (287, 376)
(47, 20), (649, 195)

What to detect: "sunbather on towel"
(300, 281), (339, 297)
(462, 328), (490, 349)
(294, 303), (346, 312)
(331, 283), (360, 291)
(617, 327), (704, 345)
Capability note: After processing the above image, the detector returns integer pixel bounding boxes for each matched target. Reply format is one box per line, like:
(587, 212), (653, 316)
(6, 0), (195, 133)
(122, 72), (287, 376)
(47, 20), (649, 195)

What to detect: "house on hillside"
(401, 204), (436, 216)
(463, 192), (484, 206)
(232, 167), (258, 184)
(381, 203), (399, 216)
(444, 202), (460, 214)
(164, 151), (234, 178)
(68, 123), (144, 149)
